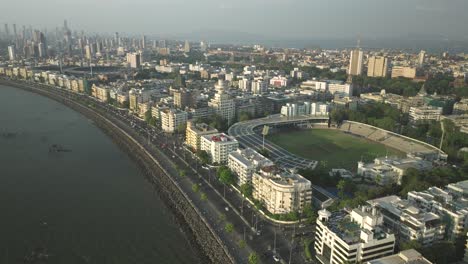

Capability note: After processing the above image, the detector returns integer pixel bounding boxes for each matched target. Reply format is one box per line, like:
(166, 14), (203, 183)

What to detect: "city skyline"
(1, 0), (467, 43)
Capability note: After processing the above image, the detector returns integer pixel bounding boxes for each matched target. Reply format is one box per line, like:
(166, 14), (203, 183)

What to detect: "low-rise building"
(228, 148), (274, 185)
(407, 181), (468, 239)
(185, 122), (218, 152)
(252, 168), (312, 214)
(357, 157), (433, 185)
(200, 133), (239, 164)
(391, 66), (416, 79)
(160, 108), (188, 133)
(453, 99), (468, 115)
(366, 249), (433, 264)
(409, 106), (443, 123)
(315, 207), (396, 264)
(367, 195), (445, 246)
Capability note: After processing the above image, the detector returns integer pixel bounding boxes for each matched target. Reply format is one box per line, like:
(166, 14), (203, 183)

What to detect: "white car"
(273, 255), (280, 262)
(225, 207), (229, 212)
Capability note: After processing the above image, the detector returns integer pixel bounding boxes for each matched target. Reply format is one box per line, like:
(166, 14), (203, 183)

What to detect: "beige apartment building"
(185, 121), (218, 152)
(253, 168), (312, 214)
(367, 56), (389, 77)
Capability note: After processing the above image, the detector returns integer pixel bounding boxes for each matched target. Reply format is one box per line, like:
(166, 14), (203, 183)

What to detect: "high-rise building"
(200, 133), (239, 164)
(160, 108), (188, 133)
(126, 52), (141, 69)
(141, 35), (146, 49)
(208, 80), (236, 125)
(8, 45), (16, 61)
(84, 45), (92, 60)
(184, 40), (191, 53)
(418, 50), (426, 67)
(348, 48), (364, 76)
(367, 56), (389, 77)
(4, 24), (9, 38)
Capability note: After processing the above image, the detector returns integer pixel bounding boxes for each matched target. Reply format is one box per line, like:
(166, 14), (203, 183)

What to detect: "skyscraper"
(141, 35), (146, 49)
(367, 56), (389, 77)
(4, 24), (9, 37)
(8, 45), (16, 61)
(348, 48), (363, 76)
(184, 40), (191, 53)
(418, 50), (426, 67)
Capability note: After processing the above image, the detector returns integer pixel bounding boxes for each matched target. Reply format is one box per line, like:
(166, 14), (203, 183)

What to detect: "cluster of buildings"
(315, 179), (468, 264)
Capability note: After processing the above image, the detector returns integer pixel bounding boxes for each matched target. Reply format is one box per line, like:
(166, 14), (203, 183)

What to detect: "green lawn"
(268, 129), (405, 170)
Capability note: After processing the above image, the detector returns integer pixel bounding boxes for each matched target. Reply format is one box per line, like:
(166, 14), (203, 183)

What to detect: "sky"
(2, 0), (468, 41)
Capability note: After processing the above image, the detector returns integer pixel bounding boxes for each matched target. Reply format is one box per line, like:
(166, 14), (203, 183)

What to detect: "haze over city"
(2, 0), (468, 49)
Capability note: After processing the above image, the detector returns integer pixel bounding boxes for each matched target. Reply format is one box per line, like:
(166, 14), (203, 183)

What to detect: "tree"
(192, 183), (200, 193)
(218, 166), (235, 197)
(177, 123), (186, 134)
(240, 183), (253, 198)
(200, 192), (207, 201)
(248, 252), (259, 264)
(196, 150), (210, 165)
(239, 112), (252, 122)
(144, 110), (152, 123)
(224, 223), (234, 233)
(148, 117), (157, 127)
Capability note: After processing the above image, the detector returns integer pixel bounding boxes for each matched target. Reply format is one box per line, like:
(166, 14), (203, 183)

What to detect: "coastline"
(0, 79), (235, 264)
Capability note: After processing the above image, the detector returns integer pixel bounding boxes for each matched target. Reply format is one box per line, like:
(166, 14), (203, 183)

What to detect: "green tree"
(144, 110), (152, 123)
(200, 192), (207, 201)
(224, 223), (234, 233)
(177, 123), (186, 134)
(196, 150), (210, 165)
(240, 183), (253, 198)
(192, 183), (200, 193)
(248, 252), (259, 264)
(218, 166), (235, 197)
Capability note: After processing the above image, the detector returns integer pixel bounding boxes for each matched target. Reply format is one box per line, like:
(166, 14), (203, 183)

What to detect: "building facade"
(200, 133), (239, 164)
(228, 148), (274, 185)
(185, 121), (218, 152)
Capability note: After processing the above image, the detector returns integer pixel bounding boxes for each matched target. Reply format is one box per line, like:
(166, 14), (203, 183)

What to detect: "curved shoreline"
(0, 79), (235, 264)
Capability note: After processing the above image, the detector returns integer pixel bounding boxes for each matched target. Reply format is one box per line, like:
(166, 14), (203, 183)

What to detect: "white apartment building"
(315, 207), (396, 264)
(407, 181), (468, 239)
(357, 157), (433, 186)
(160, 108), (188, 133)
(200, 133), (239, 164)
(208, 80), (236, 125)
(367, 195), (445, 246)
(328, 81), (353, 97)
(185, 121), (218, 152)
(409, 106), (443, 123)
(238, 78), (252, 92)
(252, 168), (312, 214)
(281, 102), (329, 118)
(228, 148), (274, 185)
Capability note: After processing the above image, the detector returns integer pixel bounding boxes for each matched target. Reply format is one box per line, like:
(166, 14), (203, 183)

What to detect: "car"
(273, 255), (280, 262)
(225, 207), (229, 212)
(256, 230), (261, 236)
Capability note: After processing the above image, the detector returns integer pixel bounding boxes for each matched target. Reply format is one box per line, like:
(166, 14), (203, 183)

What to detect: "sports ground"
(268, 128), (405, 170)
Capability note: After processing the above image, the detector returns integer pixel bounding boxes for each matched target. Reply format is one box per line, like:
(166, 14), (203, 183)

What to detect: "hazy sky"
(2, 0), (467, 40)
